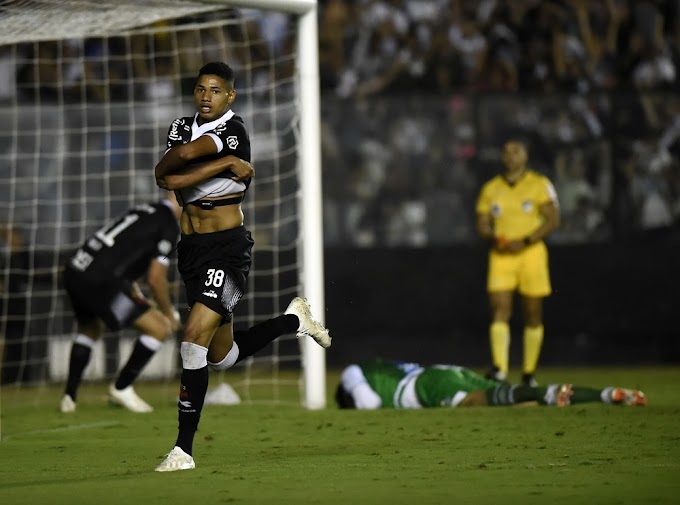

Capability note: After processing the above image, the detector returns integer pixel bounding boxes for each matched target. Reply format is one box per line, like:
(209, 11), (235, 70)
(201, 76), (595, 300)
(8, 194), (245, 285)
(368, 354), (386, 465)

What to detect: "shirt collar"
(191, 109), (235, 137)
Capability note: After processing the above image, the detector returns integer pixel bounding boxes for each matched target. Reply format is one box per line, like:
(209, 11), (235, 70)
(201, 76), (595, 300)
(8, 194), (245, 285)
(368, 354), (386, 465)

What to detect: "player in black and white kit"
(153, 62), (331, 472)
(60, 194), (182, 413)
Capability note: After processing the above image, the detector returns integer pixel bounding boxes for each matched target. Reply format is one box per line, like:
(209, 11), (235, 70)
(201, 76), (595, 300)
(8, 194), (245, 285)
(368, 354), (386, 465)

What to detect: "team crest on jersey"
(522, 200), (534, 212)
(491, 203), (501, 216)
(226, 136), (239, 149)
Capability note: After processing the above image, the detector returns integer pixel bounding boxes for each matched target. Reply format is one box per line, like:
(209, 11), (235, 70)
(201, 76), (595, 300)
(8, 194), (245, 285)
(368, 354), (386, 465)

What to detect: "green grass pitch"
(1, 366), (679, 505)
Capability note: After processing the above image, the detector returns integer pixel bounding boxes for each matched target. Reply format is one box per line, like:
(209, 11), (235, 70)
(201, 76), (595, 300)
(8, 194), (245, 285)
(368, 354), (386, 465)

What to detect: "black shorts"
(177, 225), (254, 321)
(62, 267), (150, 331)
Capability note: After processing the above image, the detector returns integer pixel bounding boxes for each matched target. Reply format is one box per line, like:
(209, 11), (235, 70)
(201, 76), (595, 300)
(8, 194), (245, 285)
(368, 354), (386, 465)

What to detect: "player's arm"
(340, 364), (382, 409)
(476, 211), (511, 251)
(158, 156), (254, 190)
(155, 136), (218, 179)
(523, 200), (560, 245)
(475, 212), (495, 242)
(147, 258), (180, 331)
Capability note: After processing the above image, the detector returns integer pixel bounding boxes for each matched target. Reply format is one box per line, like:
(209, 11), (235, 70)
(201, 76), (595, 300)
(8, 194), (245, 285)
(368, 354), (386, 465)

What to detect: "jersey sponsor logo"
(225, 136), (239, 149)
(202, 290), (218, 299)
(168, 118), (191, 143)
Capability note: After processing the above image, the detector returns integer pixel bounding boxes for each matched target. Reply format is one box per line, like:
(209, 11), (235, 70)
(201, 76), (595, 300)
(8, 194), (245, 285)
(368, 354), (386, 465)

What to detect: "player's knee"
(147, 316), (173, 342)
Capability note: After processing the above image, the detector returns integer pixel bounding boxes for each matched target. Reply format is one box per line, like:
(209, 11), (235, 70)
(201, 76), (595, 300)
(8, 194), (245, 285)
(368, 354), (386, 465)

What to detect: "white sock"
(601, 387), (614, 404)
(74, 333), (95, 348)
(139, 334), (163, 352)
(208, 343), (240, 370)
(180, 342), (208, 370)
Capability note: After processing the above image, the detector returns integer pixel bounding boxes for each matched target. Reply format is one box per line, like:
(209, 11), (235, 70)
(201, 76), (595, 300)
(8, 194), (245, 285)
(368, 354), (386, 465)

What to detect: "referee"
(475, 139), (560, 387)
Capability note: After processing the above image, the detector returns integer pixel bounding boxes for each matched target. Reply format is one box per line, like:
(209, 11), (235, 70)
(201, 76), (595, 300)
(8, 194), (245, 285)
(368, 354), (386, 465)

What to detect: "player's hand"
(227, 158), (255, 182)
(504, 239), (526, 253)
(494, 236), (525, 253)
(494, 236), (510, 252)
(156, 176), (168, 189)
(166, 118), (192, 150)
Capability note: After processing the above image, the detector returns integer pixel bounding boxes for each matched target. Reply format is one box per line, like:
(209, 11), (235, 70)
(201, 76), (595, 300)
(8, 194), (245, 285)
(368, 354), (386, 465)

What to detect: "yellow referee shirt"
(475, 170), (558, 241)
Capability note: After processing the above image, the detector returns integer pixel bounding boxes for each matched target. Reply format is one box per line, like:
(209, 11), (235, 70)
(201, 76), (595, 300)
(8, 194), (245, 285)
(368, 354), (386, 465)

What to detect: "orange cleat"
(611, 388), (647, 406)
(555, 384), (573, 407)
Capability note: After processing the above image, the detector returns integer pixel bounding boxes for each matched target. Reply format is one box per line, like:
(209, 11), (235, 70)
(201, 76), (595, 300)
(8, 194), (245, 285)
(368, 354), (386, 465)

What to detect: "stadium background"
(1, 0), (679, 379)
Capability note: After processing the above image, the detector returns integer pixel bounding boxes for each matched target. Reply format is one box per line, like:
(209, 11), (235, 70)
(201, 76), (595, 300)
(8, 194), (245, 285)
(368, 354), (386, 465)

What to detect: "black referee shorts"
(177, 225), (254, 321)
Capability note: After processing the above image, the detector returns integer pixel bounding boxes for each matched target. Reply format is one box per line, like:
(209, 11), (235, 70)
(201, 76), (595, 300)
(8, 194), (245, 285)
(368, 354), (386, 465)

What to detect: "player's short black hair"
(335, 383), (356, 409)
(198, 62), (235, 84)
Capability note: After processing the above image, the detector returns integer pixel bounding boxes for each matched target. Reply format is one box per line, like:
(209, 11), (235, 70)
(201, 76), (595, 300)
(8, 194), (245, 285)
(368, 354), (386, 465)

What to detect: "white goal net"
(0, 0), (326, 407)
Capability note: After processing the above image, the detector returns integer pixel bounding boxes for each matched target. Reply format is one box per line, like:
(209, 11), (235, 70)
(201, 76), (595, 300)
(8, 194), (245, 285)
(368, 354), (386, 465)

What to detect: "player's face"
(501, 142), (528, 172)
(194, 74), (236, 124)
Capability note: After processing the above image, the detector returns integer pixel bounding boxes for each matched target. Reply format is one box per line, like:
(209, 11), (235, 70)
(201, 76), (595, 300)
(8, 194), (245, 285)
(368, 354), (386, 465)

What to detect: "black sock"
(511, 385), (546, 404)
(570, 386), (602, 404)
(175, 366), (209, 456)
(485, 384), (546, 405)
(65, 343), (92, 401)
(234, 314), (298, 363)
(114, 339), (156, 390)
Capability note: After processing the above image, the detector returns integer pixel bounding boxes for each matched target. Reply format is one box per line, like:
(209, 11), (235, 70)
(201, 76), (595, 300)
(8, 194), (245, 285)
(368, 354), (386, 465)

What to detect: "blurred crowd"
(3, 0), (678, 103)
(1, 0), (679, 247)
(319, 0), (679, 96)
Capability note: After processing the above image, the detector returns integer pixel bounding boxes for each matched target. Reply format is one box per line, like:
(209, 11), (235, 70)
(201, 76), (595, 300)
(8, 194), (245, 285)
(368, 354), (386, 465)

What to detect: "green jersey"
(358, 359), (498, 408)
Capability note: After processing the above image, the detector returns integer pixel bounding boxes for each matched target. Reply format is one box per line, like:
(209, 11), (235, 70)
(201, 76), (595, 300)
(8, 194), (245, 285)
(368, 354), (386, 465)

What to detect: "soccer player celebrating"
(60, 193), (183, 413)
(335, 359), (647, 410)
(153, 62), (331, 472)
(475, 139), (560, 386)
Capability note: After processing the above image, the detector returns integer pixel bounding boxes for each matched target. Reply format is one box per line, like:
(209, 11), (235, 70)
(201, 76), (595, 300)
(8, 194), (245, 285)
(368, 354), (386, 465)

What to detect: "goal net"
(0, 0), (326, 408)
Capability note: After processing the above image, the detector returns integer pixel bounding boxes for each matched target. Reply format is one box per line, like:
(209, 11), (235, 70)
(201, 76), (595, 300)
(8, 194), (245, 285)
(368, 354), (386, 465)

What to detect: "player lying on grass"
(335, 359), (647, 409)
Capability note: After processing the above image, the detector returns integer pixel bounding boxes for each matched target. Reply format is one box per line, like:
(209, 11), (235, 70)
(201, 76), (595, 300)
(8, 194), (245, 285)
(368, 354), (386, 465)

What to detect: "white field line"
(1, 421), (122, 441)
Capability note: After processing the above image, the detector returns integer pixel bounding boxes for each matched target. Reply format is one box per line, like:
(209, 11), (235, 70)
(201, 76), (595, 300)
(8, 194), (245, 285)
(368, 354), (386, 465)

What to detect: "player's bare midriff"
(180, 192), (244, 234)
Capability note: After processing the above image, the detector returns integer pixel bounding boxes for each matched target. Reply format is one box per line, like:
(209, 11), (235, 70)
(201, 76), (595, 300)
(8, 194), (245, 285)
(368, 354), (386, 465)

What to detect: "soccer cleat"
(155, 446), (196, 472)
(284, 297), (331, 348)
(611, 388), (647, 406)
(484, 367), (507, 383)
(109, 384), (153, 413)
(521, 373), (539, 387)
(60, 394), (76, 413)
(555, 384), (573, 407)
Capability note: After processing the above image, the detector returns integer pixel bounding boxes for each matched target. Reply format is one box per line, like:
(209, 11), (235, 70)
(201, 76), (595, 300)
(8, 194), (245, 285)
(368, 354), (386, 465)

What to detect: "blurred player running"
(60, 193), (183, 413)
(335, 358), (647, 409)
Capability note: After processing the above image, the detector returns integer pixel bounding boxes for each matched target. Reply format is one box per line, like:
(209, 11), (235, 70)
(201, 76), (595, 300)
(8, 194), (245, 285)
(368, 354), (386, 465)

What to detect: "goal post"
(211, 0), (327, 410)
(0, 0), (327, 409)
